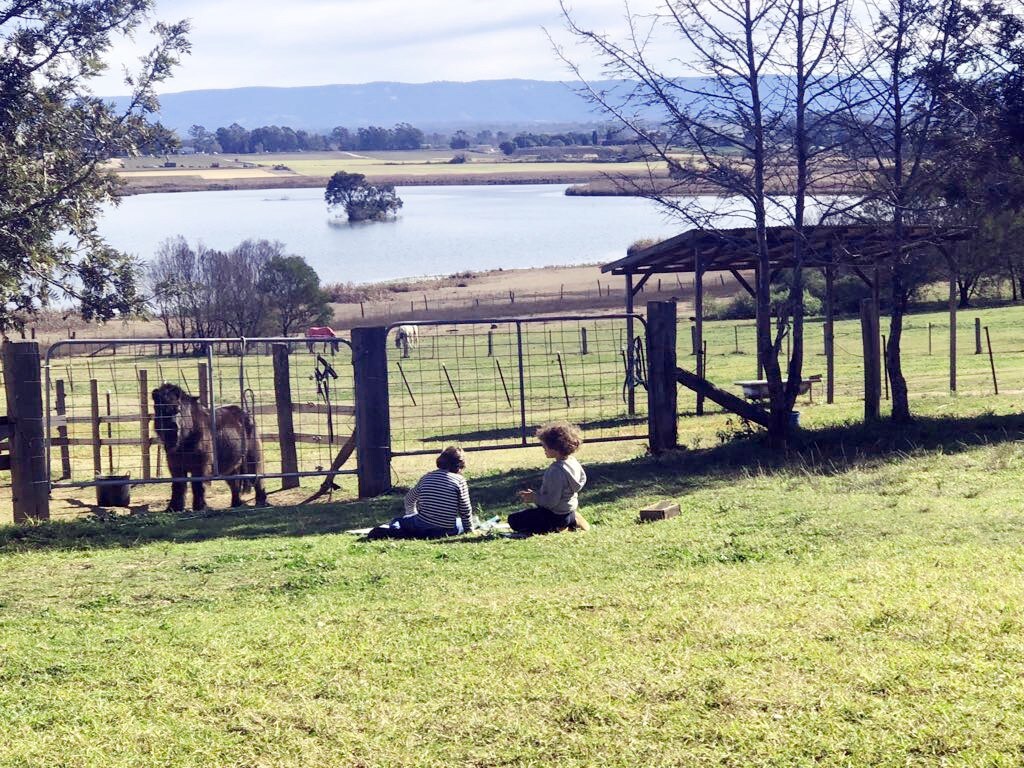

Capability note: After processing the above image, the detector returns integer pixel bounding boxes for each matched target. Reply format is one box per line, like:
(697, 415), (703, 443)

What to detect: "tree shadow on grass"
(5, 411), (1024, 553)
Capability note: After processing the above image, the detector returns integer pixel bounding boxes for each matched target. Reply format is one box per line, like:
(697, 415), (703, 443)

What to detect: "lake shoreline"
(115, 168), (658, 196)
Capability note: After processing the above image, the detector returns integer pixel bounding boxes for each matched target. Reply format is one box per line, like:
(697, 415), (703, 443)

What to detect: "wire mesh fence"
(386, 316), (648, 455)
(680, 309), (1020, 412)
(43, 338), (356, 490)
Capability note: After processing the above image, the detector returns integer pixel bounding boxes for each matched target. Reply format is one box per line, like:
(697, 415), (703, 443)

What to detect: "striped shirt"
(404, 470), (473, 532)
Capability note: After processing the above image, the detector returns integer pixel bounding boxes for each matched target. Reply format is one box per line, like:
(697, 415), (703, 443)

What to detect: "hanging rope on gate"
(621, 336), (648, 405)
(315, 354), (338, 445)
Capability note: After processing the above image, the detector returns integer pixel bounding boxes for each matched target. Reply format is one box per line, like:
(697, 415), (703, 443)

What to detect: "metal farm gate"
(43, 337), (357, 496)
(384, 314), (648, 456)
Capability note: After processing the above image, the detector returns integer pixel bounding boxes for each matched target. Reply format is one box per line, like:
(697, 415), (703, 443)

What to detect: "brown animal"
(151, 382), (268, 511)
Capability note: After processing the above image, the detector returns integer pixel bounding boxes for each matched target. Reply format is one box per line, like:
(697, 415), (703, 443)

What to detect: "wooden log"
(89, 379), (102, 475)
(647, 302), (678, 453)
(54, 379), (71, 480)
(860, 299), (880, 421)
(272, 344), (300, 490)
(675, 368), (770, 428)
(352, 326), (392, 498)
(1, 342), (49, 521)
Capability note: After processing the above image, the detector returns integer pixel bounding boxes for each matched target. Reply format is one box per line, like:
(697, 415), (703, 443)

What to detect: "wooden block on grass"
(639, 500), (680, 523)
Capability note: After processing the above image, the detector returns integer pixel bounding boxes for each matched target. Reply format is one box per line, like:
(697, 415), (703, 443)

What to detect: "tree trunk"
(957, 280), (971, 309)
(888, 268), (912, 423)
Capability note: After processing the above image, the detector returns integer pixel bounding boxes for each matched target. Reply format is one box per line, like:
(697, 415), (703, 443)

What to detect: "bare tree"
(208, 239), (278, 337)
(558, 0), (851, 442)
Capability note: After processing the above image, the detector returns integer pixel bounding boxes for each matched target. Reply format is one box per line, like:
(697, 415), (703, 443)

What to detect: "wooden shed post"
(647, 301), (678, 453)
(625, 272), (636, 416)
(272, 344), (300, 490)
(754, 264), (764, 379)
(860, 299), (881, 421)
(352, 326), (392, 498)
(1, 341), (50, 522)
(824, 265), (835, 404)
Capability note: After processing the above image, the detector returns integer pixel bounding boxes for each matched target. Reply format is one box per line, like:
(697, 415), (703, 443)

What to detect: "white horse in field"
(395, 325), (419, 357)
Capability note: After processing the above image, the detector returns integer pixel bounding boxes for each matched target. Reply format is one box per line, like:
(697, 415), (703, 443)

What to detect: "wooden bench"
(733, 374), (822, 403)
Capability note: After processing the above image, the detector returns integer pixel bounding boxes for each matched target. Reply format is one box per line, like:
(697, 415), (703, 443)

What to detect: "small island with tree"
(324, 171), (403, 222)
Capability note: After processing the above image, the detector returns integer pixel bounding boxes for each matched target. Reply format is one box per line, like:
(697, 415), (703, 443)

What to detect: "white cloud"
(91, 0), (667, 95)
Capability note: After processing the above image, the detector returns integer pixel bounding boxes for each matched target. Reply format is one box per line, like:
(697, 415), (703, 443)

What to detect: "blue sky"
(96, 0), (662, 95)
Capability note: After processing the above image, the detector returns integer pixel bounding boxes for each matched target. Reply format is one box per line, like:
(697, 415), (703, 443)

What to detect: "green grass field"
(3, 304), (1024, 765)
(3, 400), (1024, 765)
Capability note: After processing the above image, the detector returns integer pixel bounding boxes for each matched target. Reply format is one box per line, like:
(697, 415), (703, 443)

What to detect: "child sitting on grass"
(509, 422), (589, 534)
(367, 446), (473, 539)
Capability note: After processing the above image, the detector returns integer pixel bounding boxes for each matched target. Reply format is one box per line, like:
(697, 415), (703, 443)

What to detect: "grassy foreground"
(3, 399), (1024, 766)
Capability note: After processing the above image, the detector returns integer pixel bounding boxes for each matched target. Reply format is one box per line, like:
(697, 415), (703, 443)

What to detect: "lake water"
(98, 184), (693, 284)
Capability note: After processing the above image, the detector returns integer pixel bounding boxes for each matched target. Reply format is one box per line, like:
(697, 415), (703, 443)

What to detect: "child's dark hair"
(536, 422), (583, 456)
(436, 446), (466, 472)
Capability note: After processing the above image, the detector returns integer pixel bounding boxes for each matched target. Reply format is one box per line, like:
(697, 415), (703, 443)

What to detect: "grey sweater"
(533, 457), (587, 514)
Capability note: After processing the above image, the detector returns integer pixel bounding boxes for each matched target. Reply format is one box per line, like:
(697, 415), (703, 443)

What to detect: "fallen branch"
(301, 430), (357, 504)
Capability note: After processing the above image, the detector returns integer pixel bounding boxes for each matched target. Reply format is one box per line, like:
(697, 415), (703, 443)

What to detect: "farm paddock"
(2, 304), (1024, 762)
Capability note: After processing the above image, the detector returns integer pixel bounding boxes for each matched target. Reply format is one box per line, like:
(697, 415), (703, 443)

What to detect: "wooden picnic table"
(733, 374), (822, 402)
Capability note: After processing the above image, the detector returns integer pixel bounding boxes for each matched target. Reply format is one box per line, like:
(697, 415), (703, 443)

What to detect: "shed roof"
(602, 224), (971, 275)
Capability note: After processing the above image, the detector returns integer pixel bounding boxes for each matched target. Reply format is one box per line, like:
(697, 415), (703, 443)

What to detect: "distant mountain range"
(120, 79), (642, 134)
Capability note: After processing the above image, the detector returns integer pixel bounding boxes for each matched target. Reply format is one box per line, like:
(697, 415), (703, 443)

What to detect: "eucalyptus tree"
(0, 0), (189, 330)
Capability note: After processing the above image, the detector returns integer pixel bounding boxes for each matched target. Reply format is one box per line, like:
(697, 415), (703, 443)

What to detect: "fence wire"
(386, 316), (648, 455)
(679, 312), (1017, 413)
(44, 338), (356, 489)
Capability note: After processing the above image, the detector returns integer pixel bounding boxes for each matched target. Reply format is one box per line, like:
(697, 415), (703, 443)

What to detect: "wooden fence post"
(54, 379), (71, 480)
(949, 274), (957, 392)
(198, 363), (209, 408)
(272, 344), (300, 490)
(975, 317), (982, 355)
(352, 326), (391, 498)
(1, 341), (50, 522)
(860, 299), (880, 421)
(647, 301), (678, 453)
(89, 379), (102, 476)
(138, 369), (151, 480)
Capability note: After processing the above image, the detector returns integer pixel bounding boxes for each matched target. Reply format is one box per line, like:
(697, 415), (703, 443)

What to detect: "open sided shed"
(604, 223), (971, 413)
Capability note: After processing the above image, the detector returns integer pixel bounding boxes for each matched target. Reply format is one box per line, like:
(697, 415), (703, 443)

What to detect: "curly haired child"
(509, 422), (589, 534)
